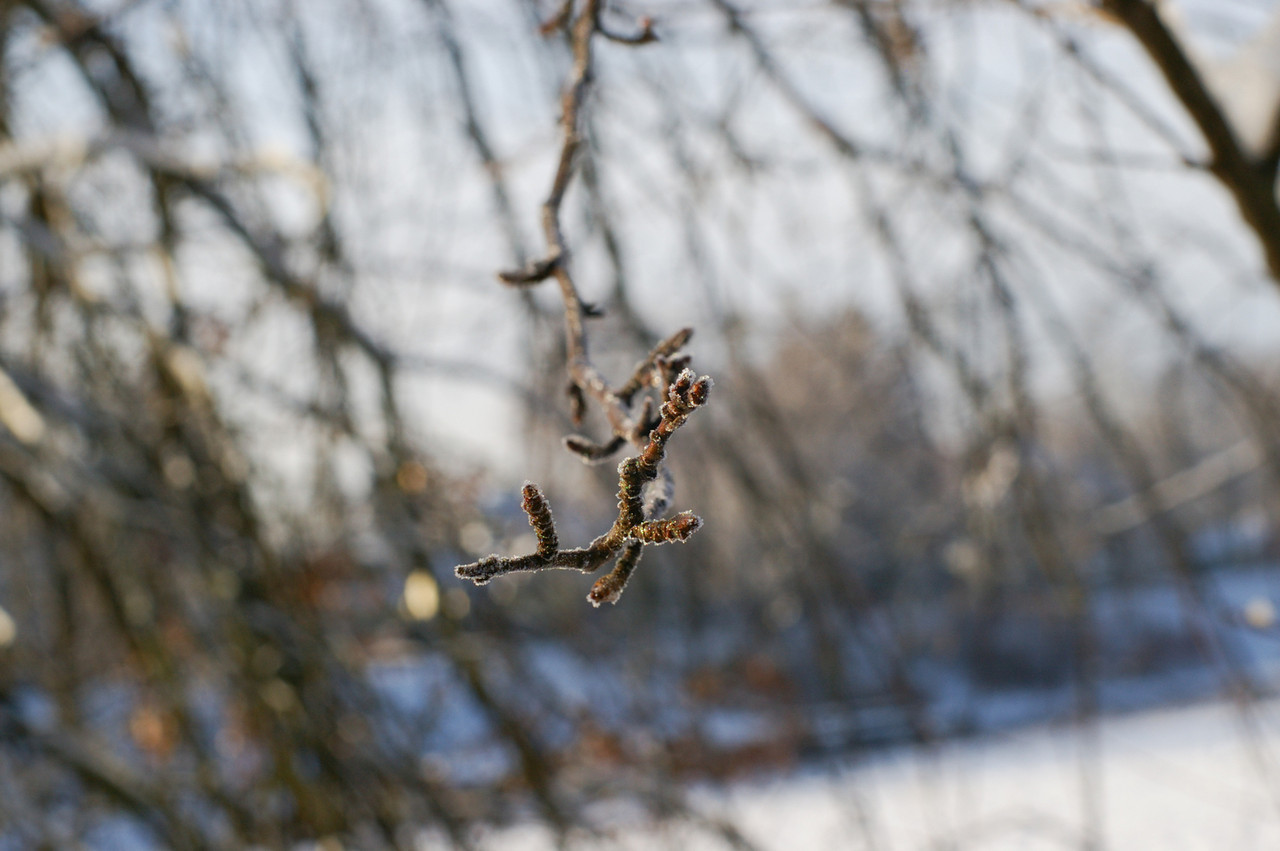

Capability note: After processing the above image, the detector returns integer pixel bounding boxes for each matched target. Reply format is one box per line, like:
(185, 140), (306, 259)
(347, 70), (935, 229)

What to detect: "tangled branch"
(453, 1), (711, 605)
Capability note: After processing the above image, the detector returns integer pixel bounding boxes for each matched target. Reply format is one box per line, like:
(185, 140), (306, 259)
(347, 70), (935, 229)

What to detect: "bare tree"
(2, 1), (1280, 849)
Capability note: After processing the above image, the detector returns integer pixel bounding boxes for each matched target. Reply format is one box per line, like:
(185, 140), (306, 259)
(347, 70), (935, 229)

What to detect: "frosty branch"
(456, 368), (709, 605)
(453, 1), (711, 605)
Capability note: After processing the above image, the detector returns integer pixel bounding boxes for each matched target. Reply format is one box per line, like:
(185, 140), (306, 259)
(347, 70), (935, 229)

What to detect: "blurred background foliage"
(2, 0), (1280, 848)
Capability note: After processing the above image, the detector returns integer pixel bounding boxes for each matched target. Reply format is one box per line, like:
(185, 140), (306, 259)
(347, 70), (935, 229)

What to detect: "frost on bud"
(631, 511), (702, 544)
(670, 369), (694, 401)
(659, 369), (712, 426)
(688, 376), (712, 407)
(521, 483), (558, 556)
(588, 543), (642, 607)
(616, 457), (645, 528)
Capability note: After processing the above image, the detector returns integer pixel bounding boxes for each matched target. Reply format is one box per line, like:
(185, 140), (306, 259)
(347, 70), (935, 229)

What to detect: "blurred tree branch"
(1097, 0), (1280, 281)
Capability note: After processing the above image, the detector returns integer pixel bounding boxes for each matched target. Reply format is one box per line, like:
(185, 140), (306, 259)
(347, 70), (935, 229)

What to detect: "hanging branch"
(453, 0), (710, 605)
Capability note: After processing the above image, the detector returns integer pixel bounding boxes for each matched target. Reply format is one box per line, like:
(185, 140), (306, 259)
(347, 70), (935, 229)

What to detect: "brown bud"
(631, 511), (702, 544)
(521, 483), (558, 556)
(671, 369), (695, 399)
(689, 376), (712, 407)
(588, 543), (642, 607)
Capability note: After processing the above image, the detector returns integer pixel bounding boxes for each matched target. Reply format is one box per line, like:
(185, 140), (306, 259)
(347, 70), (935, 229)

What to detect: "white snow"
(478, 696), (1280, 850)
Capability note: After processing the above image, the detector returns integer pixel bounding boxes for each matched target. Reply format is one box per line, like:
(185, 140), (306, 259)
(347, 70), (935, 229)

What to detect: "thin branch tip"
(601, 15), (658, 45)
(496, 253), (561, 286)
(563, 433), (626, 463)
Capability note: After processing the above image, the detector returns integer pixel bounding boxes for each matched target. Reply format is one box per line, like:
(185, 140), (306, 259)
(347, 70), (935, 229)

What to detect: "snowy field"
(477, 697), (1280, 851)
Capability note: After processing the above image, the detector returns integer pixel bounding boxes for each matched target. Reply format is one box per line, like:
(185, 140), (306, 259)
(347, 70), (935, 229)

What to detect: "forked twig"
(456, 370), (710, 605)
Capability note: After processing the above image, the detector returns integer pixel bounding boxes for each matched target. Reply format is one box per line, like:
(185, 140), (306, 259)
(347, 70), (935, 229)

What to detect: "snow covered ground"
(478, 696), (1280, 850)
